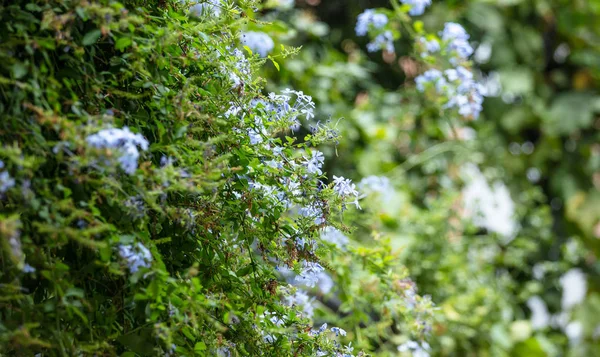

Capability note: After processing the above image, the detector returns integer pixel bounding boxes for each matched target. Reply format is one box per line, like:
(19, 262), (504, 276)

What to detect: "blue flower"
(299, 205), (325, 225)
(303, 150), (324, 175)
(295, 261), (325, 288)
(415, 69), (444, 92)
(401, 0), (432, 16)
(118, 243), (152, 273)
(283, 289), (315, 319)
(367, 31), (395, 53)
(86, 127), (149, 175)
(358, 175), (392, 194)
(416, 66), (484, 119)
(419, 37), (440, 57)
(187, 0), (221, 17)
(332, 176), (361, 209)
(321, 226), (349, 248)
(22, 263), (36, 273)
(441, 22), (473, 62)
(355, 9), (388, 36)
(241, 31), (274, 57)
(331, 327), (347, 336)
(0, 168), (15, 193)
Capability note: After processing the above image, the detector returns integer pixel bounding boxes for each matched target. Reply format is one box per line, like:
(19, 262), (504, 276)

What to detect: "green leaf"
(269, 57), (280, 71)
(115, 37), (133, 51)
(82, 29), (102, 46)
(12, 63), (28, 79)
(194, 341), (206, 351)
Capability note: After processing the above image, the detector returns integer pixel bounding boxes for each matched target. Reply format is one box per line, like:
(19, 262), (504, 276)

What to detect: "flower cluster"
(299, 204), (326, 225)
(321, 226), (349, 248)
(0, 160), (15, 193)
(227, 48), (251, 90)
(366, 31), (394, 53)
(226, 88), (316, 143)
(283, 289), (315, 319)
(461, 164), (517, 239)
(417, 37), (440, 57)
(295, 261), (326, 288)
(86, 127), (149, 174)
(358, 175), (392, 194)
(260, 89), (316, 129)
(401, 0), (432, 16)
(118, 243), (152, 273)
(413, 19), (485, 119)
(355, 9), (388, 36)
(303, 150), (324, 175)
(332, 176), (360, 209)
(355, 10), (394, 53)
(441, 22), (474, 64)
(415, 66), (484, 119)
(187, 0), (221, 17)
(241, 31), (274, 57)
(397, 340), (431, 357)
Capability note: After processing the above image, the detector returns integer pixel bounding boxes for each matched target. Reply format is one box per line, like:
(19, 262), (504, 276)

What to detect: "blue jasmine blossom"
(321, 226), (349, 248)
(367, 31), (395, 53)
(303, 150), (324, 175)
(401, 0), (432, 16)
(86, 127), (149, 175)
(0, 170), (15, 193)
(331, 327), (347, 337)
(295, 261), (325, 288)
(118, 243), (152, 273)
(188, 0), (221, 17)
(355, 9), (388, 36)
(441, 22), (473, 62)
(241, 31), (274, 57)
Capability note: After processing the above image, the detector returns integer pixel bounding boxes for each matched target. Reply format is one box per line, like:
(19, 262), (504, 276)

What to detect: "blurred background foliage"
(260, 0), (600, 356)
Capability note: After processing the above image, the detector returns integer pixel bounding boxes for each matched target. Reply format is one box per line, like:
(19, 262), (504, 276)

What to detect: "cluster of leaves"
(0, 0), (439, 356)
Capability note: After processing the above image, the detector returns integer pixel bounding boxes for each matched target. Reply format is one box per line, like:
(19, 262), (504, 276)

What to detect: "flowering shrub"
(0, 0), (435, 355)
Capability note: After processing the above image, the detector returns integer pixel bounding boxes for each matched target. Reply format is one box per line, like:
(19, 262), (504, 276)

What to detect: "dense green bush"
(0, 0), (435, 355)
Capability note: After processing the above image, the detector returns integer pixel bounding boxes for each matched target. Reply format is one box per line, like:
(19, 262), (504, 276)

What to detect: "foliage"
(258, 0), (600, 356)
(0, 0), (433, 355)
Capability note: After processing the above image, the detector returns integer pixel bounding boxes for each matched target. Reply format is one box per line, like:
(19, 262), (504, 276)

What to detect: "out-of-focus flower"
(560, 268), (587, 310)
(299, 205), (325, 225)
(187, 0), (221, 17)
(367, 31), (394, 53)
(461, 164), (517, 239)
(527, 296), (550, 330)
(358, 175), (392, 194)
(321, 226), (349, 248)
(295, 261), (325, 288)
(355, 9), (388, 36)
(86, 127), (149, 175)
(441, 22), (473, 63)
(241, 32), (274, 57)
(401, 0), (432, 16)
(283, 289), (315, 319)
(118, 242), (152, 273)
(398, 340), (430, 357)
